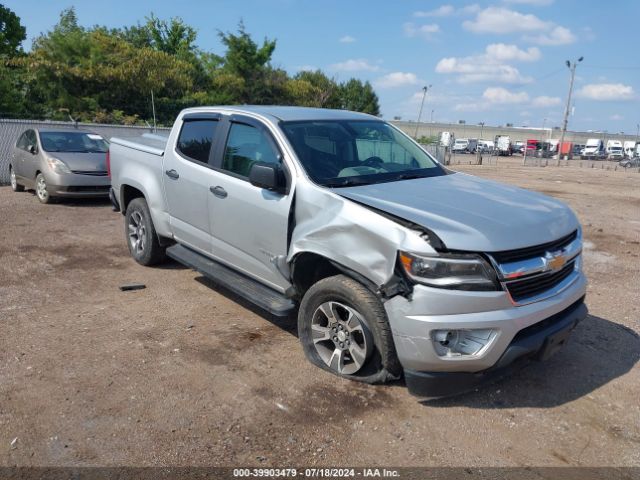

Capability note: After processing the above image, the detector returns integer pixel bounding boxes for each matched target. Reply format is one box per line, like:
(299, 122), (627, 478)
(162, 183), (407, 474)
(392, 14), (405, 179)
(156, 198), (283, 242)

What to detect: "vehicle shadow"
(423, 314), (640, 408)
(194, 276), (298, 337)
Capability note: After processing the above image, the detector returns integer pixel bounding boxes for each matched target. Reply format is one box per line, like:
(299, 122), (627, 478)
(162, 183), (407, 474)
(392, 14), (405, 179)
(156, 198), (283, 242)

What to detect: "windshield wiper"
(324, 177), (374, 188)
(393, 172), (428, 181)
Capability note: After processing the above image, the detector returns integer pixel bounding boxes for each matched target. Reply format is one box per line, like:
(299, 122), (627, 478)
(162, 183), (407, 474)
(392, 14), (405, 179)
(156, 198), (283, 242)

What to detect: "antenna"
(151, 90), (157, 133)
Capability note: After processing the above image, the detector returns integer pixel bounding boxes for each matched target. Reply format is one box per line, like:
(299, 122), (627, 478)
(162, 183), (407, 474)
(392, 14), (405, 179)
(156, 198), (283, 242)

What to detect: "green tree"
(0, 4), (27, 57)
(339, 79), (380, 116)
(21, 8), (192, 122)
(289, 70), (341, 108)
(217, 21), (282, 103)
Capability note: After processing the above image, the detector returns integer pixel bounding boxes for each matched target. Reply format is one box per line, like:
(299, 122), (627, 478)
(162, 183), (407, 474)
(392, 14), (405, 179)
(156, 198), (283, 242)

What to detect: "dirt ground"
(0, 160), (638, 468)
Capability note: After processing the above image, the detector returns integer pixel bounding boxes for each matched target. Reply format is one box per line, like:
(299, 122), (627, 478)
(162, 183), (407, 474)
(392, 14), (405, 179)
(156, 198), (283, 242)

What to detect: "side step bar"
(166, 244), (296, 317)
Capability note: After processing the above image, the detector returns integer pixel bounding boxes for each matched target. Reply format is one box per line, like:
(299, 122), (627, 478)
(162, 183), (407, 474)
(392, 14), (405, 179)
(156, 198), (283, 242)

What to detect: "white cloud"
(577, 83), (636, 101)
(295, 65), (317, 72)
(483, 87), (530, 104)
(414, 4), (480, 17)
(485, 43), (541, 62)
(610, 114), (623, 121)
(329, 59), (380, 72)
(414, 5), (455, 17)
(524, 26), (576, 45)
(463, 7), (575, 45)
(339, 35), (356, 43)
(504, 0), (554, 5)
(375, 72), (421, 88)
(435, 43), (538, 84)
(403, 22), (441, 40)
(463, 7), (550, 33)
(531, 95), (562, 107)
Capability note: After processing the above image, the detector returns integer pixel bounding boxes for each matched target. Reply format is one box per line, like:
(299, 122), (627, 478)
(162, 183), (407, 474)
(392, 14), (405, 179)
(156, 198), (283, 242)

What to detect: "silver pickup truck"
(108, 106), (587, 397)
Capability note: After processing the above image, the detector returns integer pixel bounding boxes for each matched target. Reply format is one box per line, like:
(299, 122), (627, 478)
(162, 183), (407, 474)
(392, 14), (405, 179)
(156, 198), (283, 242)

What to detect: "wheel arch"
(290, 252), (379, 300)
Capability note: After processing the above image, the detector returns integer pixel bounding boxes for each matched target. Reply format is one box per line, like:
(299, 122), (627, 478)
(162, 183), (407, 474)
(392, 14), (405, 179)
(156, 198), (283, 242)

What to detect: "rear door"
(22, 130), (40, 181)
(12, 132), (28, 179)
(206, 115), (294, 291)
(162, 113), (222, 253)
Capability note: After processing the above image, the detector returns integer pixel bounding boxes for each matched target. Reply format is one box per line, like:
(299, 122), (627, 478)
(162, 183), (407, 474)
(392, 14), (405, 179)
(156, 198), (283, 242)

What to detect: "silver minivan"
(9, 128), (111, 203)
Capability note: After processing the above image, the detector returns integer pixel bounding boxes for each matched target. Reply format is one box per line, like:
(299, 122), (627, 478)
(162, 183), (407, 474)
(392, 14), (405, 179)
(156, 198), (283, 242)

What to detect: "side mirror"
(249, 162), (285, 193)
(28, 145), (37, 154)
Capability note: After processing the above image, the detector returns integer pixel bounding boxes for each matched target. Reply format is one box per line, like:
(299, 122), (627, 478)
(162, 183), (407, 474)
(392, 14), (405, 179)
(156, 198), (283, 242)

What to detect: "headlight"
(399, 251), (498, 291)
(47, 157), (71, 174)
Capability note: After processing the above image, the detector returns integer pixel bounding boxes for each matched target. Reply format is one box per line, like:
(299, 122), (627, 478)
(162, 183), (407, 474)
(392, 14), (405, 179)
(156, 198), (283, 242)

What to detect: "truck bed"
(110, 133), (168, 156)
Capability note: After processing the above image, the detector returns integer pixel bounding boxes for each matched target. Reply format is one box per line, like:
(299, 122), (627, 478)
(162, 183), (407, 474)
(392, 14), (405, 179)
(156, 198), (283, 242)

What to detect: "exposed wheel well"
(291, 252), (377, 299)
(121, 185), (145, 214)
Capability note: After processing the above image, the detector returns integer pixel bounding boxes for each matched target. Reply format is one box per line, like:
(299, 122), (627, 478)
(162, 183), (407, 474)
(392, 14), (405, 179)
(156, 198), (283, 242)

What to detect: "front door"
(207, 116), (294, 292)
(163, 114), (222, 253)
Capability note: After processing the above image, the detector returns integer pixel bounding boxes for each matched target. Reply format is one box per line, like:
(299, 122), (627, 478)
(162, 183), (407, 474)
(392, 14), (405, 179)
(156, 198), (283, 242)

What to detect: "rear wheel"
(298, 275), (401, 384)
(10, 166), (24, 192)
(35, 173), (52, 204)
(125, 197), (166, 266)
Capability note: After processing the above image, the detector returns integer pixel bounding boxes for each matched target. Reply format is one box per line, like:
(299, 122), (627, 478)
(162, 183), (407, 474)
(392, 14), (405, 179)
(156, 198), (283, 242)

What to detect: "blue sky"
(6, 0), (639, 133)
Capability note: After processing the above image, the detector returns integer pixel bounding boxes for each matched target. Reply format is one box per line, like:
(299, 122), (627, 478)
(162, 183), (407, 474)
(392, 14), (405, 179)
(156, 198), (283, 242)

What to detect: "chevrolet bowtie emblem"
(546, 251), (567, 271)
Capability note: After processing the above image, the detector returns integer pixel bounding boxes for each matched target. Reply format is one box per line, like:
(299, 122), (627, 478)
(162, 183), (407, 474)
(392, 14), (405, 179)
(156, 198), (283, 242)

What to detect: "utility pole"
(414, 85), (432, 139)
(559, 56), (583, 159)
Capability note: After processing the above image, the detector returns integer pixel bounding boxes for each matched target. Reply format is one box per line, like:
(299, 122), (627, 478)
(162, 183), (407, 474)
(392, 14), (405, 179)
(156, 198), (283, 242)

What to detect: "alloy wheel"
(128, 211), (147, 254)
(310, 301), (372, 375)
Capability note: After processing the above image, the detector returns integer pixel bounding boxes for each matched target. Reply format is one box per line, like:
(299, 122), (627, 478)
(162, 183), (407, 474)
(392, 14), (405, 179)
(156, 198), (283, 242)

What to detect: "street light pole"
(559, 56), (583, 159)
(414, 85), (432, 139)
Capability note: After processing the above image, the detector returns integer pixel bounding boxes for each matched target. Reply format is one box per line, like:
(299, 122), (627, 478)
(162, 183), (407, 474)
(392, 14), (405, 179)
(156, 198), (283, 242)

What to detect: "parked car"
(477, 139), (494, 153)
(513, 141), (525, 154)
(9, 129), (110, 203)
(451, 138), (469, 153)
(109, 106), (587, 398)
(572, 144), (585, 157)
(619, 157), (640, 169)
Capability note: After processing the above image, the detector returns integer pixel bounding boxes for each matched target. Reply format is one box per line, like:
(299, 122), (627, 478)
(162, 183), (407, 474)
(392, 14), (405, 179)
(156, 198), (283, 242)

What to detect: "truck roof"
(181, 106), (379, 122)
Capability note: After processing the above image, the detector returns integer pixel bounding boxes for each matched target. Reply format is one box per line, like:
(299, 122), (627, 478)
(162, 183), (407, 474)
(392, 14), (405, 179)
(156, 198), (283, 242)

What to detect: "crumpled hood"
(47, 152), (107, 172)
(337, 172), (579, 252)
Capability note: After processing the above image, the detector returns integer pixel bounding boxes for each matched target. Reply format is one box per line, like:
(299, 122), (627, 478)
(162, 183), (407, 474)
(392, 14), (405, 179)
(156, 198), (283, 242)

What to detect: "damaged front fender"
(287, 182), (437, 290)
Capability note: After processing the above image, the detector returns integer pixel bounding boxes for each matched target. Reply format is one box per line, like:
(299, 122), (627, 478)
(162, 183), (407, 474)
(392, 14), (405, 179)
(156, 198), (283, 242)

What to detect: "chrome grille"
(71, 170), (108, 176)
(487, 230), (582, 304)
(505, 261), (576, 302)
(490, 230), (577, 263)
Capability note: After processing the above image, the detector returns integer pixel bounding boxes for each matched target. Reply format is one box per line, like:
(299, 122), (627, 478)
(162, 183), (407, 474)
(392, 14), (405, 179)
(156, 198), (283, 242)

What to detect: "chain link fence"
(0, 119), (170, 184)
(421, 144), (499, 166)
(522, 152), (640, 173)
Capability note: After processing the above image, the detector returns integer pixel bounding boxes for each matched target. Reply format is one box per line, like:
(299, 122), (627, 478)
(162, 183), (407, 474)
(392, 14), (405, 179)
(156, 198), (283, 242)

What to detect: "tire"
(298, 274), (402, 384)
(124, 197), (166, 266)
(9, 166), (24, 192)
(35, 173), (53, 204)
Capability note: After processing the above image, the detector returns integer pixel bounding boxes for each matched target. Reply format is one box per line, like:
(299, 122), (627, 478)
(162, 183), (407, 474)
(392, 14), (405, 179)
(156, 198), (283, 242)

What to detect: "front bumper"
(384, 270), (587, 396)
(44, 171), (110, 197)
(404, 299), (587, 398)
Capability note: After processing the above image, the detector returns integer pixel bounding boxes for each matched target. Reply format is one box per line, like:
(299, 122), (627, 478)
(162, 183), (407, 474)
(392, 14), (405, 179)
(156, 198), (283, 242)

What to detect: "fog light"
(431, 329), (496, 357)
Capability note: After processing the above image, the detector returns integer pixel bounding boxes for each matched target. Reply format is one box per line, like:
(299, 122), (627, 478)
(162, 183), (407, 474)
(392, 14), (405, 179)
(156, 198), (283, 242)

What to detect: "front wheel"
(10, 166), (24, 192)
(124, 197), (166, 266)
(35, 173), (52, 204)
(298, 275), (401, 384)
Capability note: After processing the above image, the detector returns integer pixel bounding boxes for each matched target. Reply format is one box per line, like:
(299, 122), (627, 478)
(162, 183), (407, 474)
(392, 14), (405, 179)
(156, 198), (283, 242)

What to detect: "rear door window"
(177, 120), (218, 164)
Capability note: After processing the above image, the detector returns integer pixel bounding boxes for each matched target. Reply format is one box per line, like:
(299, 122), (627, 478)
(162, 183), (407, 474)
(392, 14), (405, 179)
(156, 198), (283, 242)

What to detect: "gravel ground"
(0, 160), (638, 468)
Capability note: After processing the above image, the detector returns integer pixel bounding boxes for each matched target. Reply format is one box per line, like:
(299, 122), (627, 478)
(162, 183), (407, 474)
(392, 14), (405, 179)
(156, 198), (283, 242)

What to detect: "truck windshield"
(40, 132), (109, 153)
(281, 120), (445, 187)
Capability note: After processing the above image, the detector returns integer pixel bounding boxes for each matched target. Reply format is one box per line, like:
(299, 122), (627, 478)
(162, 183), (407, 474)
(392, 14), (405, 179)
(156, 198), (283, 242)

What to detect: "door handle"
(165, 169), (179, 179)
(210, 186), (228, 198)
